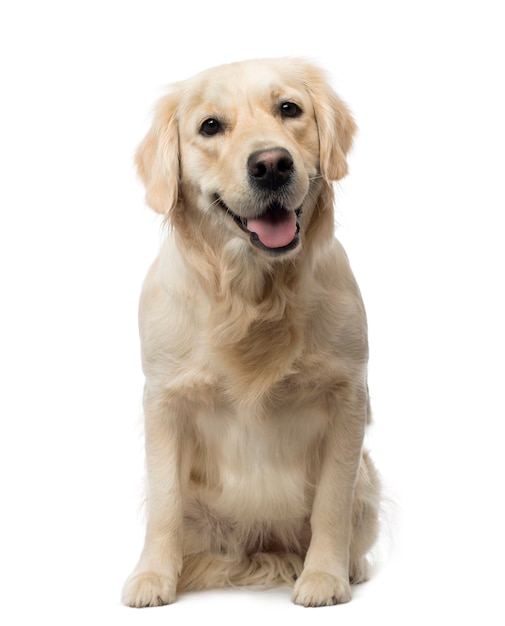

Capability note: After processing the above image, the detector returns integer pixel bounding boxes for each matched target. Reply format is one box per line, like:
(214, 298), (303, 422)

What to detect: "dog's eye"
(200, 118), (222, 137)
(280, 102), (302, 118)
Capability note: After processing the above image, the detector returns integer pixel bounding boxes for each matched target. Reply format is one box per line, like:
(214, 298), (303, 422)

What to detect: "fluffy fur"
(122, 58), (380, 608)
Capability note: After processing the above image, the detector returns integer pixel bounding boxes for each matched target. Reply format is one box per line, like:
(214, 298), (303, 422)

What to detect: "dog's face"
(137, 59), (356, 258)
(178, 62), (320, 256)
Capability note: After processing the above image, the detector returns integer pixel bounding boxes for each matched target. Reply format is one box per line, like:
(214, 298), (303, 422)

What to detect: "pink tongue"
(247, 210), (296, 248)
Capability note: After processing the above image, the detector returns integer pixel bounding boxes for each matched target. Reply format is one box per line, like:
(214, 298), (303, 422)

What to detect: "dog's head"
(136, 58), (355, 259)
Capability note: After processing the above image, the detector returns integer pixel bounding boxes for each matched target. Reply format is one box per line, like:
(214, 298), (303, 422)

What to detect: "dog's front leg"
(122, 388), (188, 607)
(293, 394), (366, 607)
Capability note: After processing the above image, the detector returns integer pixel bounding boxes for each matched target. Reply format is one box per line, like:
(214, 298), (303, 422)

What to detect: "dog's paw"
(292, 571), (352, 607)
(122, 571), (177, 608)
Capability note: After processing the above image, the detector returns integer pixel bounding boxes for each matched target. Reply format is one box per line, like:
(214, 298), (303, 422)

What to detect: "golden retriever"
(122, 58), (380, 608)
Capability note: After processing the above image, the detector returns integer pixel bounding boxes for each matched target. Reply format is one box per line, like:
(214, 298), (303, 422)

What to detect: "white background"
(1, 1), (504, 624)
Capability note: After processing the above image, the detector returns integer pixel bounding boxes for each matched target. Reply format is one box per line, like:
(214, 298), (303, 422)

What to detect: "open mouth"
(217, 200), (301, 254)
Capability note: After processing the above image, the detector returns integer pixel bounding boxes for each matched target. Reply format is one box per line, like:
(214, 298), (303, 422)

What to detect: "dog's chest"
(191, 403), (327, 521)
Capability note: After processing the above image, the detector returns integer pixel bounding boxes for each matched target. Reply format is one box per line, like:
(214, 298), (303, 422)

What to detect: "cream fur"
(122, 58), (380, 608)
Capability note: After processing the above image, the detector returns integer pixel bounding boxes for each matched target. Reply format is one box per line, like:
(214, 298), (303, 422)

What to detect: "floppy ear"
(135, 92), (180, 215)
(305, 66), (357, 181)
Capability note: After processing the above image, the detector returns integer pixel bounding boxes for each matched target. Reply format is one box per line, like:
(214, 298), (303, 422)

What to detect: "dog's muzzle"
(217, 147), (303, 254)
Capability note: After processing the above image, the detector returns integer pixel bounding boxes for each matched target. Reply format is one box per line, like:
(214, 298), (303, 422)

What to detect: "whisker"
(205, 196), (222, 212)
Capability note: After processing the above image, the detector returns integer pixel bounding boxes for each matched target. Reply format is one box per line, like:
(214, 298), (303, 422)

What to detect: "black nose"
(247, 148), (294, 190)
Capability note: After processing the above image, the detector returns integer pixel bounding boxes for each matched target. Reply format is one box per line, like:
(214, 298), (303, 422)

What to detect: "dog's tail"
(178, 552), (303, 591)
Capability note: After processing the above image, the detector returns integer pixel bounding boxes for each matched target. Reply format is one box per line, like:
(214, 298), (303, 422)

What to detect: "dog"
(122, 58), (380, 608)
